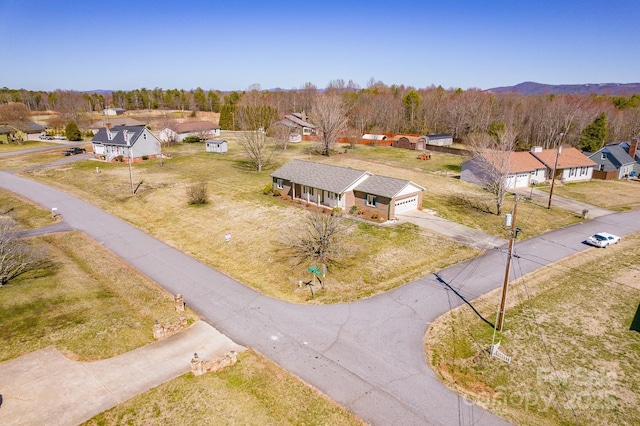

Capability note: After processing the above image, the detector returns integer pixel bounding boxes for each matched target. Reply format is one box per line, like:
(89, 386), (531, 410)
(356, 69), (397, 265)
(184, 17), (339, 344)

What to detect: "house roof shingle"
(279, 114), (317, 129)
(530, 146), (596, 169)
(271, 160), (368, 194)
(354, 175), (421, 198)
(173, 121), (219, 133)
(91, 125), (148, 146)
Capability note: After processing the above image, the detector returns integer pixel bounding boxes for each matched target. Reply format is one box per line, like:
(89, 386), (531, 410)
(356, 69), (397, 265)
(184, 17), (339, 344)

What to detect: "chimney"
(530, 146), (542, 153)
(629, 138), (638, 159)
(105, 122), (112, 130)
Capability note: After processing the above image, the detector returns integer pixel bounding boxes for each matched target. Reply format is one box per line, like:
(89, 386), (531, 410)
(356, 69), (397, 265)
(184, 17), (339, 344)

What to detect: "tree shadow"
(435, 273), (495, 329)
(447, 193), (494, 215)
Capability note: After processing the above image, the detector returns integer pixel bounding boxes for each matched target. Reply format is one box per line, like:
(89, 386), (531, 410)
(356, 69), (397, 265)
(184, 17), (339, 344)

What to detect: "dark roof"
(619, 141), (640, 162)
(354, 175), (419, 198)
(0, 121), (46, 133)
(91, 125), (148, 146)
(589, 142), (638, 171)
(271, 160), (368, 194)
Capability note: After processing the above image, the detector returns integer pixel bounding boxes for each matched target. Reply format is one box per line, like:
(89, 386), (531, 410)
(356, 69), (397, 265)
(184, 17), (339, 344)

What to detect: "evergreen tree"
(65, 121), (82, 141)
(219, 105), (237, 130)
(579, 112), (608, 152)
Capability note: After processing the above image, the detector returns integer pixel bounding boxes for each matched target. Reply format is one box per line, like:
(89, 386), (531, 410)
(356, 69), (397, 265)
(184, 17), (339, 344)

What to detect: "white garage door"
(394, 195), (418, 214)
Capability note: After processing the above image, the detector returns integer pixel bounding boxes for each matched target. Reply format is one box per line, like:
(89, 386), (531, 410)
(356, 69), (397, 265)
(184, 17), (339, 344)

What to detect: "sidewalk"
(0, 321), (245, 426)
(397, 209), (508, 249)
(510, 187), (614, 218)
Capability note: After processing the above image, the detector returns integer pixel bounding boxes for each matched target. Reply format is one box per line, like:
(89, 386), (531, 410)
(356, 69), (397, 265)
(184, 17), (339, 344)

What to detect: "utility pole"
(547, 133), (563, 209)
(497, 194), (518, 331)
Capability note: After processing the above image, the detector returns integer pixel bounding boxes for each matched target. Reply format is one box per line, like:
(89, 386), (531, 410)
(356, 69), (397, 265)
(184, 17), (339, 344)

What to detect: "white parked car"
(587, 232), (620, 248)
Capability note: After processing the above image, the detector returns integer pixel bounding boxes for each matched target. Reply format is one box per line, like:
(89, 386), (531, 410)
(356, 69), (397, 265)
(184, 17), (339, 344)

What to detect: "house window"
(366, 194), (377, 207)
(327, 192), (336, 200)
(581, 167), (587, 175)
(275, 179), (284, 189)
(601, 153), (606, 160)
(302, 186), (314, 195)
(570, 168), (576, 177)
(599, 164), (604, 171)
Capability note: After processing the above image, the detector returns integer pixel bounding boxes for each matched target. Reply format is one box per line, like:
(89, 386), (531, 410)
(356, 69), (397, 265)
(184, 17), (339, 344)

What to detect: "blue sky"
(1, 0), (638, 92)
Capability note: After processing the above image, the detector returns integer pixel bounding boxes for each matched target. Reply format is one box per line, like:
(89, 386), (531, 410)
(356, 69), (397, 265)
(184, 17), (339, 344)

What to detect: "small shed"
(205, 139), (228, 153)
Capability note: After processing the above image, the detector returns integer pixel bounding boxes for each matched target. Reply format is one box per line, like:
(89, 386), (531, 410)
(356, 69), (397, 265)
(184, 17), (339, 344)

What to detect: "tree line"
(2, 81), (640, 149)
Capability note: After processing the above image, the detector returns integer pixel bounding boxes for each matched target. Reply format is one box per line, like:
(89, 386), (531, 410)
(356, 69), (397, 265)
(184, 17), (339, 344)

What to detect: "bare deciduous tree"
(0, 218), (47, 286)
(236, 89), (279, 172)
(285, 212), (350, 271)
(0, 102), (30, 123)
(467, 126), (519, 215)
(310, 92), (348, 156)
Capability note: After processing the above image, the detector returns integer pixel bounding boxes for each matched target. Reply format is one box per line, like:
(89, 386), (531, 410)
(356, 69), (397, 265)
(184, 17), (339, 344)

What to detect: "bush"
(331, 207), (343, 216)
(262, 184), (274, 195)
(349, 205), (358, 215)
(141, 155), (149, 160)
(183, 136), (201, 143)
(65, 121), (82, 141)
(186, 182), (208, 205)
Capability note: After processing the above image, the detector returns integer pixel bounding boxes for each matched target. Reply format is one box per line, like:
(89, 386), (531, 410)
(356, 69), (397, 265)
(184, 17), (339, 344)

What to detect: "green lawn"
(425, 233), (640, 426)
(0, 140), (55, 153)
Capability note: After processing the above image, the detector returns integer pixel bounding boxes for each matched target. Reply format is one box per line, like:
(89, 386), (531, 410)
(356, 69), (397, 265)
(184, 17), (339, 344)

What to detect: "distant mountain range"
(487, 81), (640, 96)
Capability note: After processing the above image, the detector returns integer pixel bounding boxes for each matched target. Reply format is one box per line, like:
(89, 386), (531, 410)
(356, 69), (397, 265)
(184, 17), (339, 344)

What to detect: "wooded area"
(2, 81), (640, 149)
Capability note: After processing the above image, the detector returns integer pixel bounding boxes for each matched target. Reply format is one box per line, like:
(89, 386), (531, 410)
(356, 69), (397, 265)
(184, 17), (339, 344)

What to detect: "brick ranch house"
(270, 160), (425, 220)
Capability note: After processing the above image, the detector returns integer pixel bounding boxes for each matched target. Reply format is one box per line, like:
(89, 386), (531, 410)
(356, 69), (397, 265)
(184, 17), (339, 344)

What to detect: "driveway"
(2, 172), (640, 425)
(397, 209), (508, 249)
(0, 322), (244, 426)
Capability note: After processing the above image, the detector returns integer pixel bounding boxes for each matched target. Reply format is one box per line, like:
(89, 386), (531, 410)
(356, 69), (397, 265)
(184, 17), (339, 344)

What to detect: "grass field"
(0, 230), (198, 362)
(83, 349), (363, 426)
(0, 192), (364, 424)
(425, 233), (640, 426)
(0, 188), (56, 229)
(14, 137), (593, 303)
(536, 179), (640, 211)
(0, 140), (55, 153)
(19, 139), (481, 303)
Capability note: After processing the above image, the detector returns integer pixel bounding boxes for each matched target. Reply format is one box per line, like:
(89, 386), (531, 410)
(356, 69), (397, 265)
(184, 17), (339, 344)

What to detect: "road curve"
(2, 171), (639, 425)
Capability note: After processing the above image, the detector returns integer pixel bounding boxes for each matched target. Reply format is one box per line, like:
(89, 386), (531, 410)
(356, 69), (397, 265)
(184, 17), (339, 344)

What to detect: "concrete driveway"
(2, 171), (640, 425)
(397, 209), (508, 249)
(0, 322), (244, 426)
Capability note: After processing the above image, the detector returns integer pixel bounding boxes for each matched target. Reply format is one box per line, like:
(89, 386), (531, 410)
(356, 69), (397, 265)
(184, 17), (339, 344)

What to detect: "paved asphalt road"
(2, 171), (640, 425)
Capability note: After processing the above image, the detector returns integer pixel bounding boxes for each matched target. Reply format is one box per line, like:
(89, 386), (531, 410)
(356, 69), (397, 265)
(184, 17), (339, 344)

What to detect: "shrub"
(331, 207), (343, 216)
(186, 182), (208, 205)
(349, 205), (358, 215)
(141, 155), (149, 160)
(371, 212), (379, 220)
(182, 136), (201, 143)
(262, 184), (274, 195)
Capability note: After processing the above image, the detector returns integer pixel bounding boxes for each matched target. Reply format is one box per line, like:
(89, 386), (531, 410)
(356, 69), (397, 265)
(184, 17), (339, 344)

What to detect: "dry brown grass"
(0, 231), (198, 362)
(537, 179), (640, 211)
(0, 188), (56, 229)
(425, 233), (640, 426)
(22, 139), (480, 303)
(83, 349), (364, 426)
